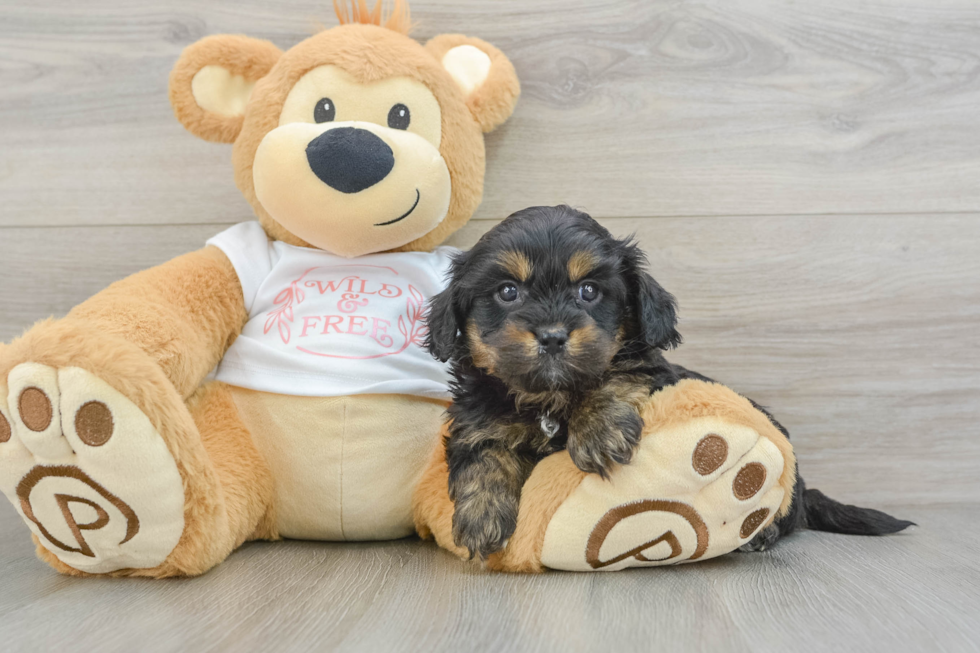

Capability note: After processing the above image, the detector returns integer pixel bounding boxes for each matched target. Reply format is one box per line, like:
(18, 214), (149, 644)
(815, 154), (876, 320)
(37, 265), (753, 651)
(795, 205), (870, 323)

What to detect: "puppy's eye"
(497, 283), (520, 303)
(388, 104), (411, 130)
(579, 283), (600, 302)
(314, 98), (336, 123)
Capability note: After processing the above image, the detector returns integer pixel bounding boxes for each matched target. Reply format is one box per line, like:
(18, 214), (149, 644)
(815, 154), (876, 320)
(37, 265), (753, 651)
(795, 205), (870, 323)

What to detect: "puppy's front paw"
(451, 494), (518, 560)
(567, 405), (643, 478)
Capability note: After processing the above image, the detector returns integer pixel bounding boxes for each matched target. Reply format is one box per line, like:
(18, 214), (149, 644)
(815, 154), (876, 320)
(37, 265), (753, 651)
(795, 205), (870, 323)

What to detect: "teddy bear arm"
(64, 246), (247, 397)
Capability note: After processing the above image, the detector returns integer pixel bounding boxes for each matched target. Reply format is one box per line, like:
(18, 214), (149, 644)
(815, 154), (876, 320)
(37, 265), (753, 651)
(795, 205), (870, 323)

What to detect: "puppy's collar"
(539, 411), (560, 439)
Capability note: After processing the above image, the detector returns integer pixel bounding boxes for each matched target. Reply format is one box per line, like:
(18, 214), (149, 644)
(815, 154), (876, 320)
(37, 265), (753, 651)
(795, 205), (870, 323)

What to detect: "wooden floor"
(1, 0), (979, 651)
(2, 500), (978, 653)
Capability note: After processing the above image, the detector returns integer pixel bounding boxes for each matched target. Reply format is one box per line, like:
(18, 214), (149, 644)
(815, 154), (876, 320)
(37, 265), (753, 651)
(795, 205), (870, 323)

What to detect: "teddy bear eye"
(387, 103), (411, 130)
(314, 98), (336, 123)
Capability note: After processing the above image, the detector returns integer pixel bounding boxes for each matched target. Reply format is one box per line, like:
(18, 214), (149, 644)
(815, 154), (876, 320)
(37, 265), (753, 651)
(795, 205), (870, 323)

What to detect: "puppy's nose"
(306, 127), (395, 194)
(537, 328), (568, 355)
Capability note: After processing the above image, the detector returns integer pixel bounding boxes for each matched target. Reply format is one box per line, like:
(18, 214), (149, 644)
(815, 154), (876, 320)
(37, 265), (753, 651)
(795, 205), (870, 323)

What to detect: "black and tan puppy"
(426, 205), (912, 560)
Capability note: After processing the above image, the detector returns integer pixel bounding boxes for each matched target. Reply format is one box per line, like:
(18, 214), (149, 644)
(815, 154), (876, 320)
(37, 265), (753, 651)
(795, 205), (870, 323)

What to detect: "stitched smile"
(374, 189), (421, 227)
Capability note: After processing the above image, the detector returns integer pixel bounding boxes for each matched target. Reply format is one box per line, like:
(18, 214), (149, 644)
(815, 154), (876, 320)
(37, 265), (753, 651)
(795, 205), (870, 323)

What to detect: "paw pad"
(740, 508), (770, 539)
(19, 387), (53, 432)
(732, 462), (767, 500)
(74, 401), (113, 447)
(692, 434), (727, 475)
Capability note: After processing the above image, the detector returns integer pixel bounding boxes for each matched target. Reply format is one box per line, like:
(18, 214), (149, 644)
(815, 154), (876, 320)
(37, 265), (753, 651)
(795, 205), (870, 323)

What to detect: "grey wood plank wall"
(1, 0), (978, 509)
(4, 0), (980, 227)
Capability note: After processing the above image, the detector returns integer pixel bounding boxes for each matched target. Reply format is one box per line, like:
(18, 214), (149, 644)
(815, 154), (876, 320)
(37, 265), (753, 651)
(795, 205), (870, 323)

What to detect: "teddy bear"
(0, 0), (799, 578)
(0, 0), (520, 577)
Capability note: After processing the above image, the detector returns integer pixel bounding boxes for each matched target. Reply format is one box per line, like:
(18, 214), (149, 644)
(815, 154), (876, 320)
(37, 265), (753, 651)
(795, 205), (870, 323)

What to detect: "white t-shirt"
(206, 221), (455, 399)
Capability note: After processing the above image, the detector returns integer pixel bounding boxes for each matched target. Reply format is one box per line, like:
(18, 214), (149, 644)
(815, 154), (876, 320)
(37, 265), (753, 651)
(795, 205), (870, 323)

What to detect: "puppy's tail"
(803, 488), (915, 535)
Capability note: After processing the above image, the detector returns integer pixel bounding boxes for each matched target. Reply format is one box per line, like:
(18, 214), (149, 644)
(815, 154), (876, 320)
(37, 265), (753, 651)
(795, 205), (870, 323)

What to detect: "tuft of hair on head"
(333, 0), (413, 35)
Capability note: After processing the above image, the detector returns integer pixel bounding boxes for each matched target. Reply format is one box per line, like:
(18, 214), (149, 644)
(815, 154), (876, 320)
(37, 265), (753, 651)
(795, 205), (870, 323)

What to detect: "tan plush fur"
(188, 382), (278, 546)
(0, 245), (271, 577)
(67, 246), (247, 399)
(169, 9), (520, 254)
(169, 35), (283, 143)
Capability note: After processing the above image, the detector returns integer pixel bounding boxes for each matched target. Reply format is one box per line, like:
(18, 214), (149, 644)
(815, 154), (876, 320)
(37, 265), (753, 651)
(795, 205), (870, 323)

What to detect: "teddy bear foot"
(0, 363), (185, 574)
(535, 412), (788, 571)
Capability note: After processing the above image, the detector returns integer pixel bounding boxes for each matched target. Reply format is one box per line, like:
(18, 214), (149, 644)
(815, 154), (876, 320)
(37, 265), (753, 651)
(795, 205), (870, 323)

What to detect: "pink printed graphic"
(297, 285), (428, 360)
(337, 293), (370, 313)
(264, 267), (316, 344)
(264, 264), (429, 359)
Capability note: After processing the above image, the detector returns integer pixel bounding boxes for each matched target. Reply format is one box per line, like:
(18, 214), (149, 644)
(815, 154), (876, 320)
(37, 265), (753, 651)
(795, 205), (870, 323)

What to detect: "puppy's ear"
(622, 242), (682, 350)
(424, 287), (460, 362)
(424, 253), (470, 362)
(635, 272), (682, 350)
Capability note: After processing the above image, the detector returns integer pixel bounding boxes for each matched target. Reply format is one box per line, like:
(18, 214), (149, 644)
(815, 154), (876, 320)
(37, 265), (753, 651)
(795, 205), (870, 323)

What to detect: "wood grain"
(2, 0), (980, 227)
(1, 215), (977, 505)
(0, 499), (977, 653)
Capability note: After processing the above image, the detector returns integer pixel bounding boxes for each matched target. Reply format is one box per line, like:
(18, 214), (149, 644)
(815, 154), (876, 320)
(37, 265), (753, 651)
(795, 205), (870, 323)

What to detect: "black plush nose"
(305, 127), (395, 194)
(537, 328), (568, 355)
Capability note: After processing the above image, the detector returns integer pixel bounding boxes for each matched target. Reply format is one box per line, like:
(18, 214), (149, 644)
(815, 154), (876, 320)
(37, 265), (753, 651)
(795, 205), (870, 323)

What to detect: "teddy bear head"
(168, 0), (519, 258)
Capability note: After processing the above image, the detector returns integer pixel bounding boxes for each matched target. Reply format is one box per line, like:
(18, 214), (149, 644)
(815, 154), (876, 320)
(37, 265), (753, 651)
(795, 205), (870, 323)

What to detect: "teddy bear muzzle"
(252, 120), (452, 258)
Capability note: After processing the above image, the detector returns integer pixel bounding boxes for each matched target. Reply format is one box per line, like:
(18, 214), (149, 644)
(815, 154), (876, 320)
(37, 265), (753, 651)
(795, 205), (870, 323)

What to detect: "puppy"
(426, 205), (912, 560)
(425, 205), (692, 559)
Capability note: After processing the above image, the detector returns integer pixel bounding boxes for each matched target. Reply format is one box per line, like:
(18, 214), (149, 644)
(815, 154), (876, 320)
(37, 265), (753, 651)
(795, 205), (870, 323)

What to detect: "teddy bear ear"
(169, 35), (282, 144)
(426, 35), (520, 133)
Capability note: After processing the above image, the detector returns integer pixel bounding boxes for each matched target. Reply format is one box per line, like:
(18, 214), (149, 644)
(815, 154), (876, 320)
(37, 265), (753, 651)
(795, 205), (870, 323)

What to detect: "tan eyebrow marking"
(498, 250), (533, 282)
(567, 250), (599, 282)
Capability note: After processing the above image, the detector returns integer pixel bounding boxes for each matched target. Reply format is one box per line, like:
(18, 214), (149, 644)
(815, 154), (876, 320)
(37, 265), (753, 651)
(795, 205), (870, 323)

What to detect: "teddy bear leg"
(416, 379), (796, 573)
(144, 380), (277, 577)
(0, 320), (269, 578)
(185, 381), (277, 552)
(495, 379), (795, 572)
